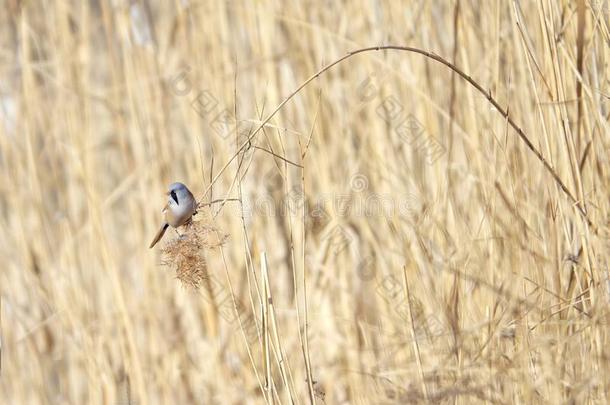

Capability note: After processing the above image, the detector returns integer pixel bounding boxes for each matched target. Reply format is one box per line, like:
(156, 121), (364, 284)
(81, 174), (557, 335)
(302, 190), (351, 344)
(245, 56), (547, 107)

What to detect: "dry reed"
(1, 1), (609, 404)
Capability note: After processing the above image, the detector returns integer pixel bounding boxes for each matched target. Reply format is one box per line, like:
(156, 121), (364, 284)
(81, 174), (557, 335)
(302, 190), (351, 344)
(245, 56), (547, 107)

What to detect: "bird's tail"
(149, 223), (169, 248)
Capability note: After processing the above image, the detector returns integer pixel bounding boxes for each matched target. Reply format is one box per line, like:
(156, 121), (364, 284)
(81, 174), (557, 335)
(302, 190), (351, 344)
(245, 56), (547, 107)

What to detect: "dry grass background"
(1, 0), (610, 404)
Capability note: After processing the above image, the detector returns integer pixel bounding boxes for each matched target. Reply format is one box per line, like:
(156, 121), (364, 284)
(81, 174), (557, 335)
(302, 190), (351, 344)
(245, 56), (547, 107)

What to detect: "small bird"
(149, 182), (198, 248)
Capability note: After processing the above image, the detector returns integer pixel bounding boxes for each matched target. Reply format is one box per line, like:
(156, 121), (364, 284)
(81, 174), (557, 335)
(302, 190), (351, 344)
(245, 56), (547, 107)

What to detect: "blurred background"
(1, 0), (610, 403)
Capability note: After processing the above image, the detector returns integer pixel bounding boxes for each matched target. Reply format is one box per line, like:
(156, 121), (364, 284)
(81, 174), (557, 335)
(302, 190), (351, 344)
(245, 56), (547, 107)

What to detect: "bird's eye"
(170, 190), (179, 205)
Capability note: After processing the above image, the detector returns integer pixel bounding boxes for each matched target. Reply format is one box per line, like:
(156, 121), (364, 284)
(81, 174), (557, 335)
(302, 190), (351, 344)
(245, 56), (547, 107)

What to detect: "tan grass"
(1, 1), (610, 404)
(160, 219), (227, 289)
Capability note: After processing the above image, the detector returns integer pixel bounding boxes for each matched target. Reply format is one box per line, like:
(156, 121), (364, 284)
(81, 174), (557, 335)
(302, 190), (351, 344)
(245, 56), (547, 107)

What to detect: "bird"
(149, 182), (198, 248)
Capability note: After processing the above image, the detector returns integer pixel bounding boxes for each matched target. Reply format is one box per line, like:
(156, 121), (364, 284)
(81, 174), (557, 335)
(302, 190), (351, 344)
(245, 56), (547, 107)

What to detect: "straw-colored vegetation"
(1, 1), (609, 403)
